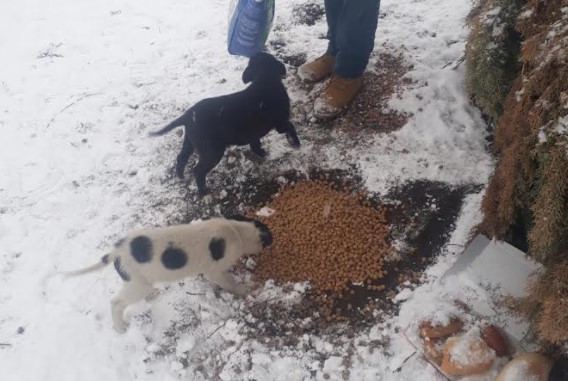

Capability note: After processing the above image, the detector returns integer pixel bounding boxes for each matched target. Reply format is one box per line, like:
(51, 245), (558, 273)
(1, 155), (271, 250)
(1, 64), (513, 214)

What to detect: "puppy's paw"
(144, 289), (159, 302)
(247, 286), (263, 299)
(251, 147), (268, 158)
(175, 166), (185, 179)
(201, 194), (214, 205)
(113, 321), (128, 334)
(231, 285), (249, 298)
(286, 132), (301, 148)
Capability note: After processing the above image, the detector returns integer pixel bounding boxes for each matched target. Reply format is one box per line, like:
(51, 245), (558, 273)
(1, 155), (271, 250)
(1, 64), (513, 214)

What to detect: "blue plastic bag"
(227, 0), (275, 57)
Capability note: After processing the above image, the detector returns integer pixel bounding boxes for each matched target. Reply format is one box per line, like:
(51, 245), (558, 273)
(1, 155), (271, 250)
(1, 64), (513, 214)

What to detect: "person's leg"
(334, 0), (381, 78)
(298, 0), (343, 82)
(324, 0), (344, 57)
(313, 0), (381, 119)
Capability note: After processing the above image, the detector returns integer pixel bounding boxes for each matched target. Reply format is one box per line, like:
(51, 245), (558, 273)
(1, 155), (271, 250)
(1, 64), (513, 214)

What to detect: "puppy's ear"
(242, 66), (254, 84)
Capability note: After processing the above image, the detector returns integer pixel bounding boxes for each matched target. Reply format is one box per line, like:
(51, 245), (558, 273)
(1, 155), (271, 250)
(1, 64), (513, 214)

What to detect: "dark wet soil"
(181, 164), (483, 341)
(311, 50), (414, 134)
(292, 2), (325, 26)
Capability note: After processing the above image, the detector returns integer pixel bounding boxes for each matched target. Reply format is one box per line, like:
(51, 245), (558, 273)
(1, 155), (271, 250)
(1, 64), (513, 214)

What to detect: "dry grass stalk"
(475, 0), (568, 351)
(464, 0), (525, 123)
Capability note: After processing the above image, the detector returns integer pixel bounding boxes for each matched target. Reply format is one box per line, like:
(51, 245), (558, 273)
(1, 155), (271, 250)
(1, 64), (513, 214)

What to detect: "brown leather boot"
(297, 54), (336, 82)
(313, 74), (363, 119)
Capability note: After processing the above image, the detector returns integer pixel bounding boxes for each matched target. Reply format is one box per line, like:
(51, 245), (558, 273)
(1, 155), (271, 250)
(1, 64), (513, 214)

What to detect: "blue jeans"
(324, 0), (381, 78)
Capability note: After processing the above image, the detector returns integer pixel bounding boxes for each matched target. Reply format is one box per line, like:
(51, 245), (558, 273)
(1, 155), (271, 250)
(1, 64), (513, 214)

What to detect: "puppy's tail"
(148, 114), (188, 137)
(60, 254), (114, 278)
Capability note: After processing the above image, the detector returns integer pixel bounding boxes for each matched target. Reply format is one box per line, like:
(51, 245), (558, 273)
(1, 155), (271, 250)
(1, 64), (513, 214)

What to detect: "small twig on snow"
(45, 92), (104, 129)
(248, 295), (282, 306)
(442, 55), (465, 70)
(451, 55), (465, 70)
(207, 320), (229, 340)
(400, 328), (452, 380)
(393, 350), (417, 372)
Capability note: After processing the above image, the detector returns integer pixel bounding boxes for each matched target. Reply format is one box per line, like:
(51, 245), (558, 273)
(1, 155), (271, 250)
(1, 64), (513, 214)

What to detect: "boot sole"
(297, 70), (333, 83)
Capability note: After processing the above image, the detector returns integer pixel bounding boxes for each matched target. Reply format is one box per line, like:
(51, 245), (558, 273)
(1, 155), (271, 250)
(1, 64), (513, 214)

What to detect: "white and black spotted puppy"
(62, 216), (272, 333)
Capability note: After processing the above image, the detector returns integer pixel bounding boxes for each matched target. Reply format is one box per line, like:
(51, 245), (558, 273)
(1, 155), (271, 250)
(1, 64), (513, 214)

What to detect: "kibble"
(248, 180), (390, 311)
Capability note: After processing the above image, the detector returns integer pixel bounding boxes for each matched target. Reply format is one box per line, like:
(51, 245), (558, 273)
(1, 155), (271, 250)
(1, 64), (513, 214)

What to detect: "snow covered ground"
(1, 0), (495, 380)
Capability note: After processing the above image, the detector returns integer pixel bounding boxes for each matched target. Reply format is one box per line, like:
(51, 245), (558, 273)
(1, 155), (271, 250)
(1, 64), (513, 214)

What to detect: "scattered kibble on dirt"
(248, 179), (390, 318)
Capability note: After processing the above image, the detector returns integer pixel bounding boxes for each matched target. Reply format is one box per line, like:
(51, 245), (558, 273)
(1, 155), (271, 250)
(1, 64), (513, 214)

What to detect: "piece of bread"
(419, 318), (464, 339)
(481, 324), (509, 357)
(423, 337), (444, 365)
(496, 353), (553, 381)
(441, 336), (495, 377)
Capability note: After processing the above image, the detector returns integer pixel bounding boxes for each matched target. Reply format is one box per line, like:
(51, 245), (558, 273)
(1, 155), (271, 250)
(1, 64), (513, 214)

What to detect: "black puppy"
(150, 52), (300, 198)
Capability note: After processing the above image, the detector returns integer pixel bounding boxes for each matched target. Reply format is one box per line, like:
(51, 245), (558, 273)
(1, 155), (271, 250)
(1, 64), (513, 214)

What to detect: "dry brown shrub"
(513, 260), (568, 345)
(531, 261), (568, 301)
(480, 78), (535, 239)
(502, 260), (568, 346)
(538, 298), (568, 344)
(477, 0), (568, 351)
(528, 144), (568, 262)
(480, 0), (568, 245)
(517, 0), (567, 60)
(464, 0), (525, 123)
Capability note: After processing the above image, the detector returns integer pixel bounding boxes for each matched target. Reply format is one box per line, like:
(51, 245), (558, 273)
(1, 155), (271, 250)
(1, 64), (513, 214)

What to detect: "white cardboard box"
(400, 235), (543, 380)
(442, 235), (541, 345)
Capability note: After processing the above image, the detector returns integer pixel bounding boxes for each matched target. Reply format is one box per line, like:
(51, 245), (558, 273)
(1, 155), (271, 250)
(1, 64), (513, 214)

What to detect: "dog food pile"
(248, 179), (390, 312)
